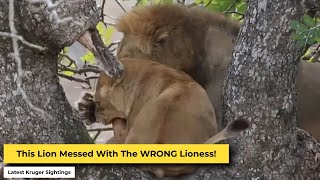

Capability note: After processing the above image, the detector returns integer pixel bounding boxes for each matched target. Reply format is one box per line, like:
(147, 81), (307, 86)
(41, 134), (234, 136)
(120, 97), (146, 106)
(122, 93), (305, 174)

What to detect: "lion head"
(116, 4), (240, 87)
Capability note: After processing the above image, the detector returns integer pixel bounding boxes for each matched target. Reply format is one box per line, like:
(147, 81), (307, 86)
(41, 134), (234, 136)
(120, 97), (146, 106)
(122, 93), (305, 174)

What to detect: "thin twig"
(223, 0), (238, 13)
(100, 0), (106, 20)
(87, 127), (113, 132)
(224, 11), (245, 16)
(85, 76), (99, 80)
(107, 40), (121, 49)
(59, 53), (78, 67)
(93, 130), (102, 141)
(58, 73), (91, 85)
(205, 0), (213, 7)
(105, 22), (116, 26)
(104, 14), (118, 20)
(115, 0), (127, 12)
(59, 65), (102, 74)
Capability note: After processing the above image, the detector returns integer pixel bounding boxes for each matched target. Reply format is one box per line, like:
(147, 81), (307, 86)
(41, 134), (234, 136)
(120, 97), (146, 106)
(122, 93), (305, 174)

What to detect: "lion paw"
(76, 92), (96, 125)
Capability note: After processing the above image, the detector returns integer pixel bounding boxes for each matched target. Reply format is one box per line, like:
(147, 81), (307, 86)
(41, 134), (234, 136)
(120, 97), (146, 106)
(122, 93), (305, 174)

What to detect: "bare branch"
(107, 40), (121, 49)
(105, 22), (116, 26)
(59, 53), (78, 67)
(58, 73), (91, 85)
(59, 65), (102, 74)
(100, 0), (106, 20)
(89, 28), (124, 78)
(85, 76), (99, 80)
(115, 0), (127, 12)
(104, 14), (118, 20)
(224, 11), (245, 16)
(87, 127), (113, 132)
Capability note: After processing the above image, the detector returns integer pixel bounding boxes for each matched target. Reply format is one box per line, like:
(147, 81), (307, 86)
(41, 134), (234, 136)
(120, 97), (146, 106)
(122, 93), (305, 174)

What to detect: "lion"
(115, 4), (320, 140)
(77, 58), (249, 177)
(115, 4), (240, 132)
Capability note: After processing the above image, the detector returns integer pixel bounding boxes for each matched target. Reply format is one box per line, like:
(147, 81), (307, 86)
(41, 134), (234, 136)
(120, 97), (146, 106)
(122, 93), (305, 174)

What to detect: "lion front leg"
(106, 118), (127, 144)
(75, 91), (97, 125)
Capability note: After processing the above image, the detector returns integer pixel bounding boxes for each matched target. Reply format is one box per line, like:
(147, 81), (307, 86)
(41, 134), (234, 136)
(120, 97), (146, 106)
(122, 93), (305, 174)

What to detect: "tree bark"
(0, 0), (99, 157)
(222, 0), (320, 179)
(0, 0), (319, 180)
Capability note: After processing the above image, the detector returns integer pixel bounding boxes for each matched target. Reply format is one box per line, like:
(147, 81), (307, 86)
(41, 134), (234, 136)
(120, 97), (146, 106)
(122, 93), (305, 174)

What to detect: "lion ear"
(156, 31), (169, 44)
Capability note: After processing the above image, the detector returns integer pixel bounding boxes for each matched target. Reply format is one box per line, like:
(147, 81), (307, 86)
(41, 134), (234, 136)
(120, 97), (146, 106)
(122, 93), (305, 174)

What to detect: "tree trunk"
(222, 0), (320, 179)
(0, 0), (319, 180)
(0, 0), (99, 158)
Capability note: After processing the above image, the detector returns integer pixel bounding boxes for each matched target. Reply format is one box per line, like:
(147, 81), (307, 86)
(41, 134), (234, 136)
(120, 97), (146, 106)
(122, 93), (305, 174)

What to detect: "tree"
(0, 0), (319, 180)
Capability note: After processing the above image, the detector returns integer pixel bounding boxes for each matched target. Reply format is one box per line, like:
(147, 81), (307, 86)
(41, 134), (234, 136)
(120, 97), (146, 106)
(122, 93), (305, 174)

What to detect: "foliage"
(290, 15), (320, 47)
(290, 14), (320, 62)
(195, 0), (246, 21)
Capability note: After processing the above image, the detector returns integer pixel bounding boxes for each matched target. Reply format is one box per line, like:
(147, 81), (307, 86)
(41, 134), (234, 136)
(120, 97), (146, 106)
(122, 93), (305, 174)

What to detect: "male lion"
(77, 58), (249, 177)
(115, 4), (320, 140)
(116, 4), (240, 132)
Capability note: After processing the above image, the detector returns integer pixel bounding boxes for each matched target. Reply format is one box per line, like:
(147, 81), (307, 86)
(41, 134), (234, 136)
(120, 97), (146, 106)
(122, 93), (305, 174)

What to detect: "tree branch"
(115, 0), (127, 12)
(89, 28), (124, 78)
(59, 65), (102, 74)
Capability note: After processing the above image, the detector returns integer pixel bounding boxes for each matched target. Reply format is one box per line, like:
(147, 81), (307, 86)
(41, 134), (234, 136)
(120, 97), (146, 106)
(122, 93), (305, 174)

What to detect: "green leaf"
(161, 0), (173, 4)
(62, 47), (69, 54)
(81, 51), (95, 64)
(203, 0), (213, 5)
(217, 0), (234, 11)
(314, 26), (320, 41)
(302, 15), (316, 28)
(195, 0), (202, 4)
(136, 0), (148, 6)
(290, 20), (308, 32)
(96, 22), (115, 46)
(303, 48), (312, 58)
(62, 71), (74, 77)
(236, 2), (247, 14)
(206, 4), (221, 12)
(307, 29), (317, 45)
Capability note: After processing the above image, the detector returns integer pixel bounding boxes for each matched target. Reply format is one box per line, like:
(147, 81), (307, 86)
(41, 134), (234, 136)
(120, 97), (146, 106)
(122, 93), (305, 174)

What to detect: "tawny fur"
(77, 58), (249, 177)
(116, 4), (240, 132)
(115, 4), (320, 140)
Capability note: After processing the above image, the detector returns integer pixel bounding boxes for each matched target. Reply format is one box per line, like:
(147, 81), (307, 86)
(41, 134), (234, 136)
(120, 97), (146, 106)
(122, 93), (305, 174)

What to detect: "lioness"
(78, 58), (249, 177)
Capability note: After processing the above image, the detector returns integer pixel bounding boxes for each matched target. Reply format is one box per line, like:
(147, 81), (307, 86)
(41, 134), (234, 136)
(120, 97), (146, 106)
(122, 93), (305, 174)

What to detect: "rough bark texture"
(0, 0), (99, 157)
(222, 0), (320, 179)
(0, 0), (319, 180)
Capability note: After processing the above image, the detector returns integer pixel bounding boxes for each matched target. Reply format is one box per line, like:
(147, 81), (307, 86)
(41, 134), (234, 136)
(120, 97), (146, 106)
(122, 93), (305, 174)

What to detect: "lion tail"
(204, 118), (250, 144)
